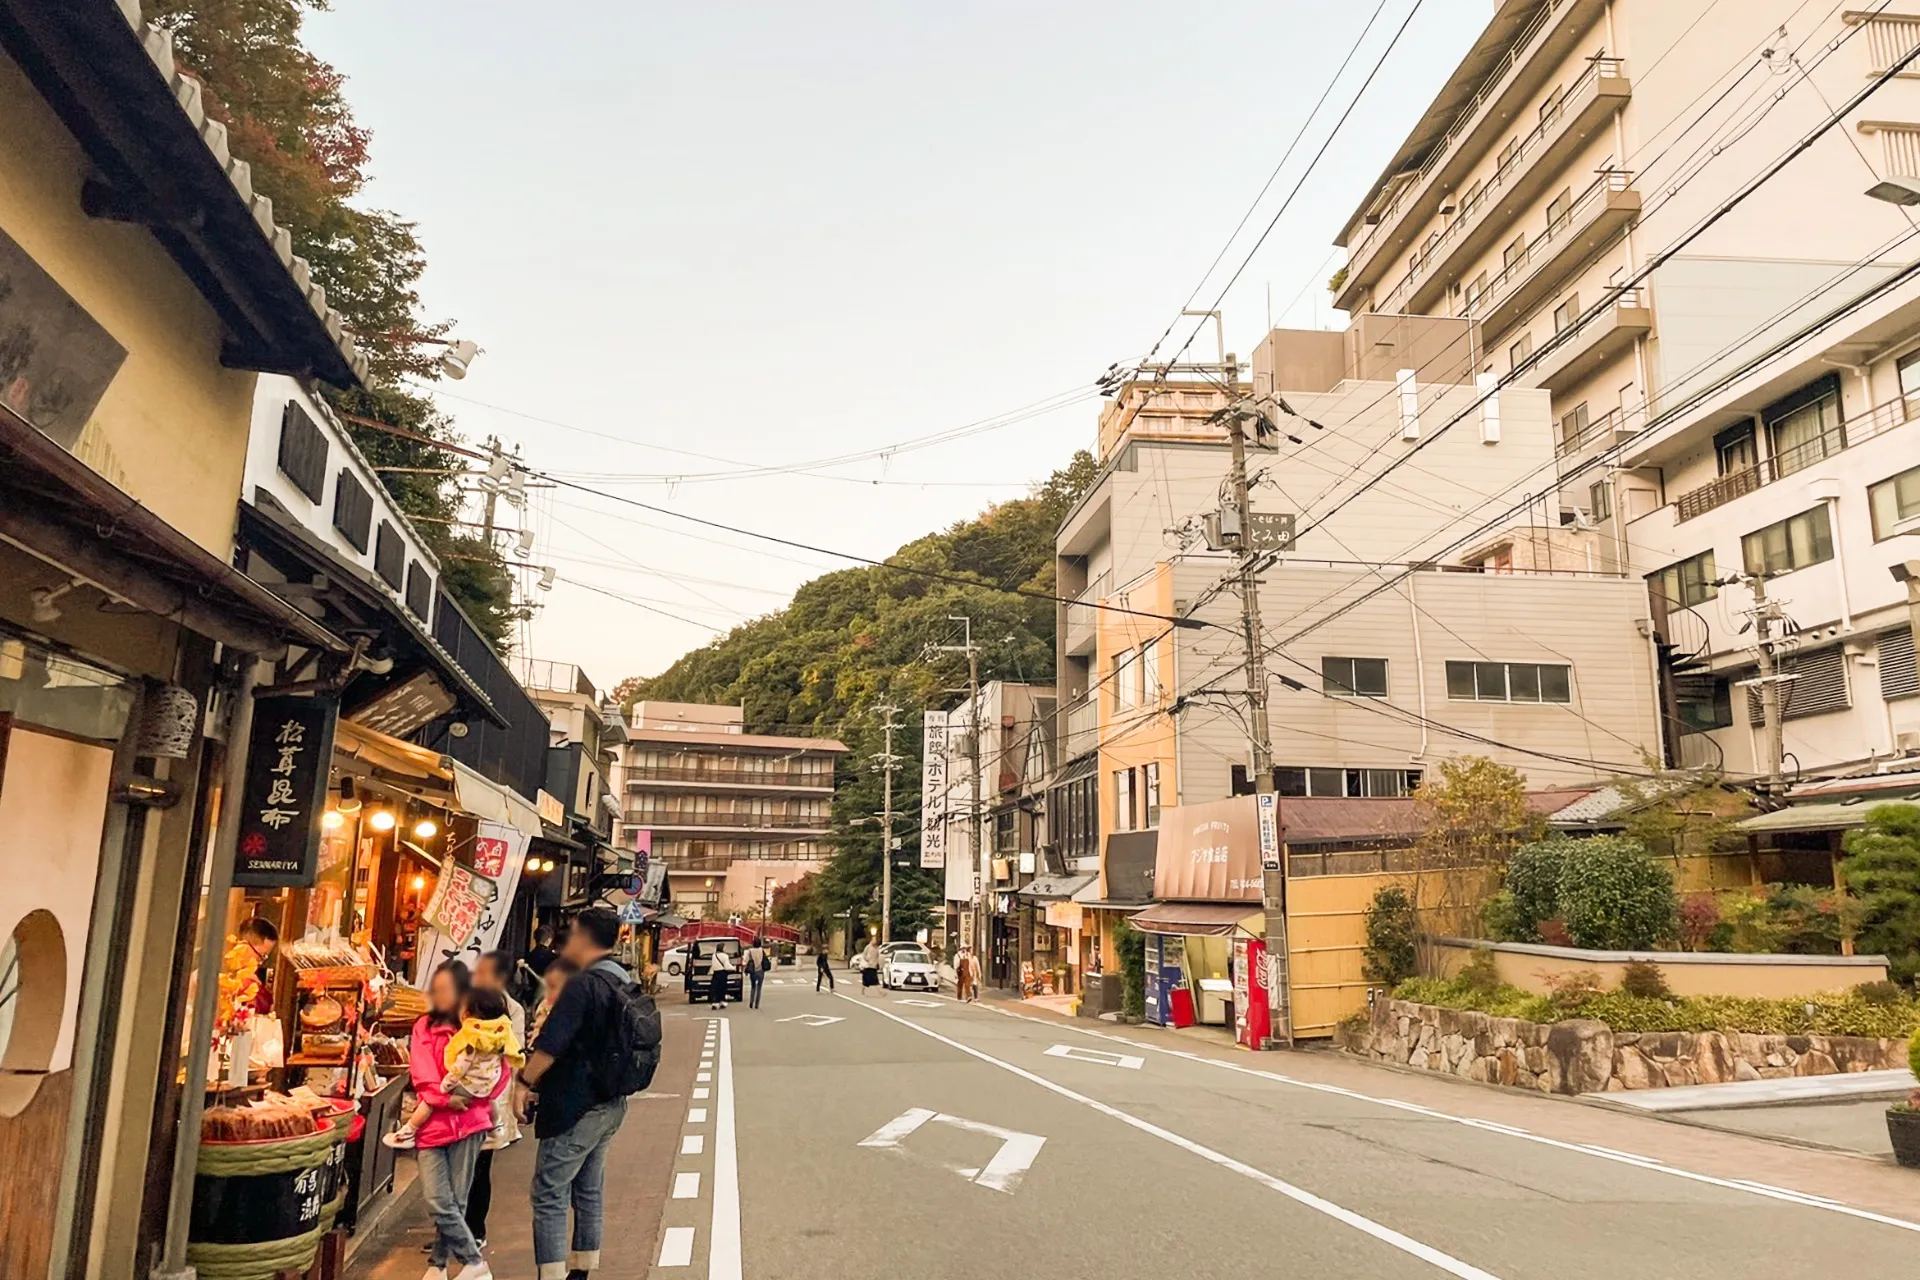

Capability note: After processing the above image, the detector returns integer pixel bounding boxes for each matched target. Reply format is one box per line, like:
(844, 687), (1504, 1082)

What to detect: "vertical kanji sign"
(232, 694), (339, 888)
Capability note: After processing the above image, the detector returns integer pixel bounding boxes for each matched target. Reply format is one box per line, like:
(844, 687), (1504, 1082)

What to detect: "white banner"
(920, 710), (948, 869)
(414, 819), (531, 984)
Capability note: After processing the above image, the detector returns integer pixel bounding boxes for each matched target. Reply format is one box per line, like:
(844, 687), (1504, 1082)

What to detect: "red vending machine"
(1232, 937), (1271, 1049)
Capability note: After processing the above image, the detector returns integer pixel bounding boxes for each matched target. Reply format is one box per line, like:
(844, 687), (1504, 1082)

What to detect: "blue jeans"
(748, 969), (765, 1008)
(531, 1097), (627, 1279)
(417, 1130), (486, 1268)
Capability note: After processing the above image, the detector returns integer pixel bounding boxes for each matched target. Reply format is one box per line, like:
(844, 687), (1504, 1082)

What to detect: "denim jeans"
(748, 969), (765, 1008)
(531, 1097), (627, 1279)
(417, 1130), (486, 1268)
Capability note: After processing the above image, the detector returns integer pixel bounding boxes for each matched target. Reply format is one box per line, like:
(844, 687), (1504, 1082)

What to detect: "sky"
(302, 0), (1490, 691)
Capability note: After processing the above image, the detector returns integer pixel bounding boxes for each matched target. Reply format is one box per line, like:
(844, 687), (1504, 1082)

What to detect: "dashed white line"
(673, 1171), (701, 1199)
(682, 1134), (704, 1155)
(693, 1087), (710, 1099)
(658, 1226), (695, 1267)
(688, 1107), (708, 1123)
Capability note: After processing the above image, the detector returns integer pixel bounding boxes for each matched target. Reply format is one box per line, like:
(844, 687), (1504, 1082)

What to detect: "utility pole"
(873, 701), (901, 943)
(481, 434), (503, 543)
(1221, 352), (1293, 1048)
(936, 618), (987, 966)
(1745, 573), (1789, 796)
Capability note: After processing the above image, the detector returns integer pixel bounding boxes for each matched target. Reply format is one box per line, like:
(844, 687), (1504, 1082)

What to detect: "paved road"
(650, 974), (1920, 1279)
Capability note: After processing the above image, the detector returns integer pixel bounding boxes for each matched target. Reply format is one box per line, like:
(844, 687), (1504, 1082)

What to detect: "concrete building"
(614, 701), (846, 920)
(1331, 0), (1920, 779)
(517, 660), (628, 914)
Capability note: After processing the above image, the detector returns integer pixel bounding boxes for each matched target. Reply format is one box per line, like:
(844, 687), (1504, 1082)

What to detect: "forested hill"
(615, 451), (1097, 737)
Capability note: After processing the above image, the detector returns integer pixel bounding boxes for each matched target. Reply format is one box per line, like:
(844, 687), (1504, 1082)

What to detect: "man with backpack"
(514, 906), (660, 1280)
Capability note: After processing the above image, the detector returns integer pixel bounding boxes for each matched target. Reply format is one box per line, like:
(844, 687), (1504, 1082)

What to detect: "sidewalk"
(344, 1007), (700, 1279)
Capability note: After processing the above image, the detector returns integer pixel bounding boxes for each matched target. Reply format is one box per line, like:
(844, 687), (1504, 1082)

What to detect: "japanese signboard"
(413, 818), (530, 982)
(232, 694), (339, 888)
(1153, 795), (1262, 901)
(1247, 511), (1296, 551)
(1256, 792), (1280, 871)
(345, 670), (456, 739)
(920, 710), (948, 869)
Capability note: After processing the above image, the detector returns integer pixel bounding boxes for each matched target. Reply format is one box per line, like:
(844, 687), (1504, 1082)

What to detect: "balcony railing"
(1063, 696), (1098, 761)
(626, 764), (833, 788)
(1464, 169), (1634, 329)
(1556, 404), (1628, 456)
(624, 811), (830, 830)
(1377, 57), (1626, 316)
(1063, 570), (1109, 654)
(1672, 398), (1912, 523)
(1347, 0), (1572, 267)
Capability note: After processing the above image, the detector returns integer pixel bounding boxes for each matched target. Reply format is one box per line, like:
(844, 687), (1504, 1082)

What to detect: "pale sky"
(304, 0), (1487, 692)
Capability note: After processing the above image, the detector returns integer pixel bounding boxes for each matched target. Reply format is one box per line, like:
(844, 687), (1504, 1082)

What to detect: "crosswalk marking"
(658, 1226), (695, 1267)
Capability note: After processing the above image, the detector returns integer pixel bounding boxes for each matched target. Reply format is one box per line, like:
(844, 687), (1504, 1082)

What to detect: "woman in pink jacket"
(408, 961), (507, 1280)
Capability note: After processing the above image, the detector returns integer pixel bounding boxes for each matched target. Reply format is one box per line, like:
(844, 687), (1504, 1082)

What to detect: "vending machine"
(1232, 936), (1271, 1049)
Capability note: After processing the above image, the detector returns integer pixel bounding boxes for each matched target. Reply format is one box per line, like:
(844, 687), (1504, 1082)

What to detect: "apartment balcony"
(1063, 570), (1108, 657)
(1528, 289), (1651, 397)
(624, 811), (831, 834)
(624, 764), (833, 792)
(1671, 398), (1911, 523)
(1062, 695), (1098, 762)
(1337, 0), (1611, 309)
(1373, 58), (1631, 318)
(1554, 404), (1632, 457)
(1469, 170), (1640, 339)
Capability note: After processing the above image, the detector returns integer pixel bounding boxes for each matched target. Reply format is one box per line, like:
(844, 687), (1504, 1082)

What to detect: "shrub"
(1457, 946), (1501, 996)
(1554, 836), (1678, 950)
(1541, 968), (1606, 1009)
(1398, 981), (1920, 1039)
(1843, 803), (1920, 983)
(1620, 960), (1672, 999)
(1856, 979), (1906, 1007)
(1506, 836), (1575, 940)
(1115, 921), (1146, 1020)
(1481, 891), (1521, 942)
(1678, 892), (1720, 952)
(1363, 886), (1419, 986)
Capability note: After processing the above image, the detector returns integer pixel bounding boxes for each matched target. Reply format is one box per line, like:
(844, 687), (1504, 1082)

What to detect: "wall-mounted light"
(413, 816), (438, 840)
(411, 874), (427, 892)
(368, 809), (396, 833)
(337, 777), (363, 814)
(322, 810), (345, 830)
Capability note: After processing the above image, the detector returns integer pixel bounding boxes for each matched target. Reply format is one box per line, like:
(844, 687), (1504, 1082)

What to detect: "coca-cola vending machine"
(1232, 937), (1271, 1049)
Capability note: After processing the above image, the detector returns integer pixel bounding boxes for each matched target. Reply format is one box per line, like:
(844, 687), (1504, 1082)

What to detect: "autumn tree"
(1411, 756), (1538, 960)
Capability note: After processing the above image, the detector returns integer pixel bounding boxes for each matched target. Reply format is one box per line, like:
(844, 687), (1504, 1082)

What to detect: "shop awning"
(336, 720), (451, 787)
(1014, 872), (1095, 902)
(448, 759), (544, 837)
(1128, 902), (1263, 937)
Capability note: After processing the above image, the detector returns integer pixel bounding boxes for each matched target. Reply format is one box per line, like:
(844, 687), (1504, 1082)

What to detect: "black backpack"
(584, 962), (661, 1099)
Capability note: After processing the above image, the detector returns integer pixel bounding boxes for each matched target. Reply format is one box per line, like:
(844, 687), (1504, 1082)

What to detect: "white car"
(881, 945), (939, 993)
(661, 946), (688, 977)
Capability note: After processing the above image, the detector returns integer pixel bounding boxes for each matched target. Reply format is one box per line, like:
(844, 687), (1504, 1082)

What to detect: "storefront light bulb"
(411, 874), (427, 891)
(368, 809), (396, 832)
(413, 817), (438, 839)
(321, 809), (344, 830)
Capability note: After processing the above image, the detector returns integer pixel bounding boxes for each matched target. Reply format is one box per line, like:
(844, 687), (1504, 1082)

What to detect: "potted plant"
(1889, 1026), (1920, 1170)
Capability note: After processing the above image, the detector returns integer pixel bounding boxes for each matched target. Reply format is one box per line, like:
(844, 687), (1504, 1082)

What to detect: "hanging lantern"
(133, 683), (199, 759)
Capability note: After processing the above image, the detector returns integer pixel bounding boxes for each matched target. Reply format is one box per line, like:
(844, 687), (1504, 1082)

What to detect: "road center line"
(837, 995), (1501, 1280)
(710, 1006), (744, 1280)
(996, 1006), (1920, 1237)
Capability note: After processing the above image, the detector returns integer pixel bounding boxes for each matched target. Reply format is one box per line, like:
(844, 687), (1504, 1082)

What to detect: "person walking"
(815, 948), (835, 993)
(708, 945), (735, 1007)
(956, 945), (978, 1003)
(860, 938), (882, 997)
(463, 951), (527, 1248)
(408, 960), (504, 1280)
(743, 937), (769, 1009)
(526, 925), (557, 977)
(515, 906), (634, 1280)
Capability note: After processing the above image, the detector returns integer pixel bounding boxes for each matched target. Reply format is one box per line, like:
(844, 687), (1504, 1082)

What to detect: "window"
(1509, 333), (1533, 371)
(1713, 422), (1758, 476)
(1113, 768), (1136, 832)
(1459, 179), (1484, 216)
(1672, 673), (1733, 733)
(994, 808), (1017, 852)
(1444, 660), (1571, 703)
(1143, 762), (1161, 828)
(1648, 551), (1717, 610)
(1497, 138), (1520, 174)
(1900, 349), (1920, 410)
(1489, 544), (1514, 574)
(1589, 480), (1612, 522)
(1502, 235), (1527, 272)
(1553, 293), (1580, 333)
(1539, 84), (1565, 122)
(276, 401), (328, 503)
(1320, 656), (1388, 698)
(373, 520), (404, 588)
(1745, 645), (1851, 723)
(1870, 463), (1920, 538)
(1545, 186), (1573, 230)
(1463, 270), (1489, 311)
(1140, 641), (1161, 704)
(1558, 401), (1590, 451)
(404, 561), (432, 620)
(1742, 506), (1834, 576)
(1861, 15), (1920, 76)
(1112, 649), (1137, 712)
(332, 469), (373, 552)
(1763, 375), (1843, 478)
(1275, 767), (1422, 797)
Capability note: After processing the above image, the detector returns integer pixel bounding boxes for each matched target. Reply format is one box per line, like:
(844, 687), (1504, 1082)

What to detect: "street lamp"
(1867, 176), (1920, 206)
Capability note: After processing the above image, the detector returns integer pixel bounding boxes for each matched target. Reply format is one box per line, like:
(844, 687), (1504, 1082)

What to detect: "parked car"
(881, 945), (939, 993)
(661, 946), (688, 977)
(685, 938), (745, 1004)
(851, 940), (919, 971)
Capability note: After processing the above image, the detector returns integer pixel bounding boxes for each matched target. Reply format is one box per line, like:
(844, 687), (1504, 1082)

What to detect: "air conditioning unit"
(1897, 730), (1920, 755)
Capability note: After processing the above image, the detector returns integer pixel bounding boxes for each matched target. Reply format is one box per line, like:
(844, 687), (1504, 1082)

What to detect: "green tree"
(1412, 756), (1537, 948)
(1555, 836), (1678, 951)
(1611, 767), (1749, 864)
(1843, 803), (1920, 984)
(1362, 886), (1418, 985)
(1505, 835), (1577, 941)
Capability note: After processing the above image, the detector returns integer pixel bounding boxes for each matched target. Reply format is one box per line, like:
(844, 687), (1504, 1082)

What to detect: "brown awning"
(1128, 902), (1263, 937)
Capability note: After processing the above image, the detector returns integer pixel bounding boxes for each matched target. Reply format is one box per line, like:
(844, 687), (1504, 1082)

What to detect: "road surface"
(650, 973), (1920, 1278)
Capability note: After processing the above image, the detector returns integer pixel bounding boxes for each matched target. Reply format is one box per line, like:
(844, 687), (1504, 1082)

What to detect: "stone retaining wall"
(1338, 998), (1909, 1095)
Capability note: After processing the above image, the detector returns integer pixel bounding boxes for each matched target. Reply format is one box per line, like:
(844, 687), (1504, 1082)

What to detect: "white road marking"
(688, 1107), (708, 1123)
(711, 1001), (743, 1280)
(697, 1071), (712, 1082)
(776, 1013), (844, 1027)
(1010, 1009), (1920, 1238)
(897, 999), (944, 1008)
(693, 1087), (710, 1100)
(844, 996), (1501, 1279)
(682, 1134), (704, 1155)
(673, 1171), (701, 1199)
(658, 1226), (695, 1267)
(857, 1107), (1047, 1194)
(1044, 1044), (1144, 1070)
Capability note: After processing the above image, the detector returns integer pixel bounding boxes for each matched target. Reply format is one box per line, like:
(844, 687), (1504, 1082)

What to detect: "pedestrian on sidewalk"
(408, 960), (505, 1280)
(956, 945), (978, 1003)
(464, 950), (528, 1247)
(744, 937), (769, 1009)
(709, 945), (735, 1006)
(860, 938), (881, 997)
(515, 906), (639, 1280)
(815, 948), (835, 992)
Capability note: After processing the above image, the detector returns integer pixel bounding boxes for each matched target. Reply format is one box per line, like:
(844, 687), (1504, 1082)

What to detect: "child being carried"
(383, 987), (523, 1149)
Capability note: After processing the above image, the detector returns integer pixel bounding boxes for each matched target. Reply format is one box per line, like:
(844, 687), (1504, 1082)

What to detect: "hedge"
(1393, 976), (1920, 1040)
